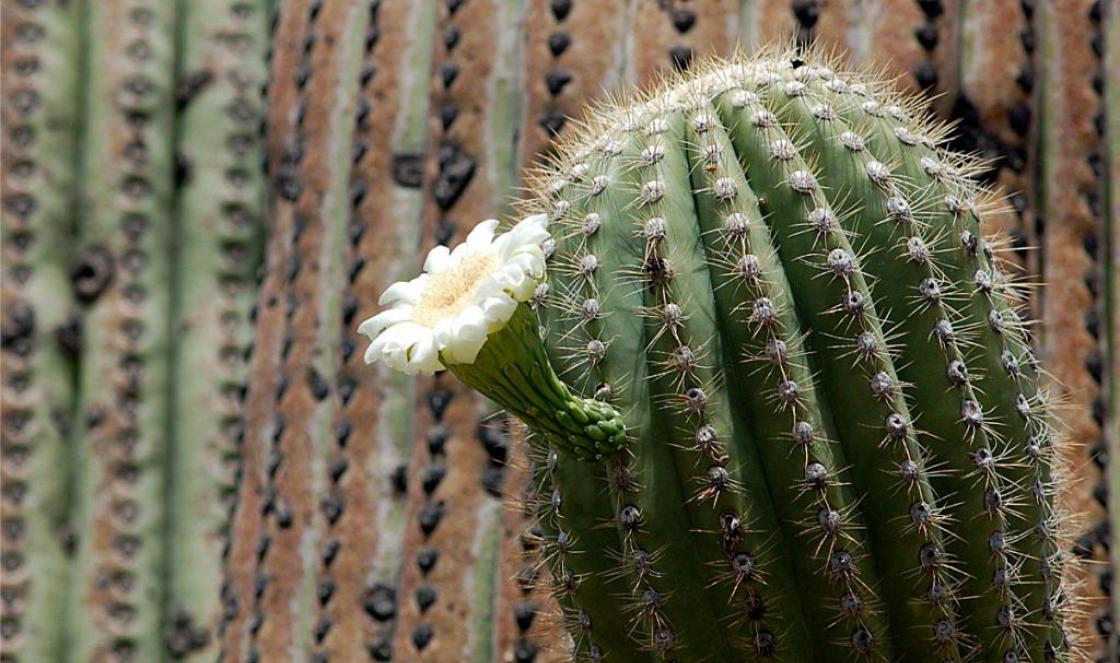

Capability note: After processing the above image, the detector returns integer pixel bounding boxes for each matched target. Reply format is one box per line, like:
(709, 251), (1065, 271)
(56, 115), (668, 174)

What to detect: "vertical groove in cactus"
(311, 3), (386, 656)
(214, 2), (291, 656)
(0, 1), (83, 661)
(513, 47), (1076, 662)
(168, 2), (268, 659)
(312, 0), (413, 656)
(330, 1), (437, 659)
(68, 2), (178, 661)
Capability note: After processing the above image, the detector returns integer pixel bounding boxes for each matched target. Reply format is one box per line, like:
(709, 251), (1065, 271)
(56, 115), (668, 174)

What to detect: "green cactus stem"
(0, 2), (83, 661)
(167, 1), (268, 659)
(390, 46), (1075, 662)
(66, 2), (179, 662)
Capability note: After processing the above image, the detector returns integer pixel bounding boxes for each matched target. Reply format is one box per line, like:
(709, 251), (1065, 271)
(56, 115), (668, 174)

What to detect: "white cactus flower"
(358, 213), (550, 375)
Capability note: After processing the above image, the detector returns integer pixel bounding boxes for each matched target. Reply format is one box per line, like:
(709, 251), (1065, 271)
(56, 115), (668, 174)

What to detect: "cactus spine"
(519, 47), (1071, 662)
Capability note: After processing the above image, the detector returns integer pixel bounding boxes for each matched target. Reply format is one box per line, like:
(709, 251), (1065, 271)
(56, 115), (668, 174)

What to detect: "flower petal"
(495, 213), (549, 258)
(480, 294), (517, 329)
(444, 305), (488, 363)
(366, 321), (431, 369)
(423, 244), (451, 274)
(494, 264), (528, 297)
(379, 277), (425, 305)
(408, 335), (444, 375)
(456, 304), (488, 337)
(431, 318), (457, 351)
(466, 218), (500, 252)
(357, 306), (413, 339)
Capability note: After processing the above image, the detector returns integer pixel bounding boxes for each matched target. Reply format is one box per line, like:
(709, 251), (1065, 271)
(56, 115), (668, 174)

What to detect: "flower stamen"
(412, 252), (499, 327)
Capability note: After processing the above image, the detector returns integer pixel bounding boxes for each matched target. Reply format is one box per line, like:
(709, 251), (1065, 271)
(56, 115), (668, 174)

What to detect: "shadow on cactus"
(360, 46), (1079, 663)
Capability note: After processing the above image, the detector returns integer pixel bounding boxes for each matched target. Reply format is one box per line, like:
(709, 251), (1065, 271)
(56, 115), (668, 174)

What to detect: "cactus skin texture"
(0, 1), (83, 661)
(169, 1), (268, 659)
(68, 2), (179, 662)
(1, 1), (269, 661)
(1, 1), (1112, 661)
(518, 46), (1074, 662)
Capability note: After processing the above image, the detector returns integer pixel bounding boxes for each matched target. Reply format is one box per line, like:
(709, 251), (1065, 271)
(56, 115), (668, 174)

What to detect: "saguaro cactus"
(363, 47), (1076, 662)
(1, 2), (269, 661)
(169, 1), (268, 659)
(0, 2), (83, 660)
(67, 3), (179, 661)
(1, 1), (1116, 662)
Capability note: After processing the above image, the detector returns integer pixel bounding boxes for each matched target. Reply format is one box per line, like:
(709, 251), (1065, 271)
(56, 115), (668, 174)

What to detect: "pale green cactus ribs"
(67, 2), (180, 662)
(2, 2), (271, 661)
(508, 47), (1073, 662)
(0, 2), (83, 661)
(169, 1), (268, 660)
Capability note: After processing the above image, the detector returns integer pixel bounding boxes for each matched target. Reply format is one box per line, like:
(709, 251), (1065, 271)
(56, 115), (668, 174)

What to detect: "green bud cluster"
(452, 305), (627, 460)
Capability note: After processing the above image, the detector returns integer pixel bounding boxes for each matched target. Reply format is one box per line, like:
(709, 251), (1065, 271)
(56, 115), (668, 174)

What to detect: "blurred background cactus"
(0, 1), (1116, 662)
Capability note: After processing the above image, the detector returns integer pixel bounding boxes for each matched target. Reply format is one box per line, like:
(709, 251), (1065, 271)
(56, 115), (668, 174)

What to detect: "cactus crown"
(499, 45), (1077, 662)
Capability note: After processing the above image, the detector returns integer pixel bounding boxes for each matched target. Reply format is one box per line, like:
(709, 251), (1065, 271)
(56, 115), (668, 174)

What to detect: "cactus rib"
(168, 2), (268, 659)
(0, 2), (82, 661)
(68, 2), (179, 661)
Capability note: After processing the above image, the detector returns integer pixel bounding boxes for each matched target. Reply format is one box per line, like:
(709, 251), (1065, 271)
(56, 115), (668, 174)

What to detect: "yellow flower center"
(413, 251), (498, 327)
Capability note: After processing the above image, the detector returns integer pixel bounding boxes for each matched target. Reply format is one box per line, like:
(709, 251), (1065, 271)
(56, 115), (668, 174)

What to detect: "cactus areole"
(361, 49), (1070, 663)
